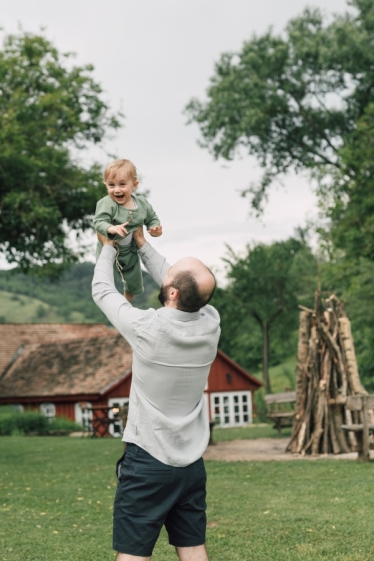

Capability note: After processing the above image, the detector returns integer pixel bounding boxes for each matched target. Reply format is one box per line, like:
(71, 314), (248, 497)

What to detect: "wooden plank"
(346, 394), (374, 411)
(361, 398), (370, 462)
(267, 412), (295, 419)
(264, 392), (296, 404)
(346, 395), (364, 411)
(341, 424), (374, 431)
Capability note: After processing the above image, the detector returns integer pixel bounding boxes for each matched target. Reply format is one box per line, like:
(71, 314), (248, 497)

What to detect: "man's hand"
(96, 231), (115, 246)
(133, 226), (146, 249)
(107, 223), (129, 237)
(148, 225), (163, 237)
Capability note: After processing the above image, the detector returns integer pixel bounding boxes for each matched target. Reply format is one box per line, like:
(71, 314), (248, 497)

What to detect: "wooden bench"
(264, 391), (296, 435)
(341, 394), (374, 462)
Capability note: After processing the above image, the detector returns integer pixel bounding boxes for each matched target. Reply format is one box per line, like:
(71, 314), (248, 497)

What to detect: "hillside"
(0, 263), (160, 324)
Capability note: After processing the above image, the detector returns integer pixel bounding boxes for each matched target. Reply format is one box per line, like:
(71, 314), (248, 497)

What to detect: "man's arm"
(92, 235), (144, 345)
(133, 227), (170, 287)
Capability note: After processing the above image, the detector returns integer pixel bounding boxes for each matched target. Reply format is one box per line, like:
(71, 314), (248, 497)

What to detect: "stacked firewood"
(288, 292), (372, 455)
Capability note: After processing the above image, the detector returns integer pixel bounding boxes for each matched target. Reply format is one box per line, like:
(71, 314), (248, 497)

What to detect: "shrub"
(15, 411), (49, 434)
(49, 417), (82, 431)
(0, 413), (16, 436)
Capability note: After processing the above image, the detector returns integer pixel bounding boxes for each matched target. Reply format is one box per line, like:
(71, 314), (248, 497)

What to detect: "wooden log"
(311, 379), (326, 455)
(344, 408), (358, 450)
(329, 410), (341, 454)
(295, 312), (311, 414)
(319, 323), (348, 396)
(338, 317), (365, 395)
(332, 405), (350, 453)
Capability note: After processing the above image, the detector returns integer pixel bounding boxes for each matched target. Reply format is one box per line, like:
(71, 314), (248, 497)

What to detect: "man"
(92, 226), (220, 561)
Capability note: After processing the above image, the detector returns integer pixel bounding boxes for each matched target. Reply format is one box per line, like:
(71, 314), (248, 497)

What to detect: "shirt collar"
(159, 307), (200, 322)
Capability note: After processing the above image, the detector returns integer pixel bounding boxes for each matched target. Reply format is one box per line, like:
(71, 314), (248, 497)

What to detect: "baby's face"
(106, 171), (138, 206)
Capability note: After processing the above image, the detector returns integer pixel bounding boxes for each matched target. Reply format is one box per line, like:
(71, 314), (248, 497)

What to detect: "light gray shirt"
(92, 243), (221, 467)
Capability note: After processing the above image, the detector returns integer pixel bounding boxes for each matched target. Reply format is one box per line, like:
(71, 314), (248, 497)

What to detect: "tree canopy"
(0, 31), (122, 275)
(212, 237), (316, 392)
(185, 0), (374, 234)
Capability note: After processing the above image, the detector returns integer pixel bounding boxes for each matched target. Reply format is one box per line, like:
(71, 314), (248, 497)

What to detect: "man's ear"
(169, 287), (179, 301)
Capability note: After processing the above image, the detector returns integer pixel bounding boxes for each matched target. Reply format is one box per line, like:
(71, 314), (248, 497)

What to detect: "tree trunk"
(262, 322), (271, 393)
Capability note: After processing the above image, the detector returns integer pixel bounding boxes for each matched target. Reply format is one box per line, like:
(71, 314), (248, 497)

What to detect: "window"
(108, 398), (129, 437)
(75, 402), (93, 432)
(210, 392), (252, 427)
(40, 403), (55, 421)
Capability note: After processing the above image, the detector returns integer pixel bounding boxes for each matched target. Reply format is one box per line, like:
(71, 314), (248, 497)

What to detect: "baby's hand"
(107, 222), (129, 237)
(148, 225), (163, 237)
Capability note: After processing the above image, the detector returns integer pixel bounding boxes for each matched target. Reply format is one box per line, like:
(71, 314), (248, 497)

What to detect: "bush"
(0, 407), (82, 435)
(49, 417), (82, 431)
(0, 413), (17, 436)
(15, 411), (49, 434)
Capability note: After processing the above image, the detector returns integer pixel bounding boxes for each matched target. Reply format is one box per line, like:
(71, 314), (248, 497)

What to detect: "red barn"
(0, 328), (262, 435)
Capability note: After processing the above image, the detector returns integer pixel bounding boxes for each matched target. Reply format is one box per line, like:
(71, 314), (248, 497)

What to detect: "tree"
(217, 237), (313, 393)
(0, 31), (122, 275)
(185, 0), (374, 215)
(318, 102), (374, 261)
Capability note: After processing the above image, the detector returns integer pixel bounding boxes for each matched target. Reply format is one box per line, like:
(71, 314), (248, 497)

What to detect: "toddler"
(94, 159), (162, 302)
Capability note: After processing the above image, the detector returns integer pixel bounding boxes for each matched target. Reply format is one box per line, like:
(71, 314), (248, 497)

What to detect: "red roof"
(0, 323), (112, 375)
(0, 334), (132, 398)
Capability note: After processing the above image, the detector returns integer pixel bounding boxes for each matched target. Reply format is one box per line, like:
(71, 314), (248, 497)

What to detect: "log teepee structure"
(288, 292), (372, 455)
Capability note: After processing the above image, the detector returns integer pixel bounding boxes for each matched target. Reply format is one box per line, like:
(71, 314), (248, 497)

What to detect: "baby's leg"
(124, 291), (135, 303)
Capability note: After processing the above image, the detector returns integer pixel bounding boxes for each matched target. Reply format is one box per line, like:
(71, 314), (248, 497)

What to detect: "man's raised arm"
(133, 226), (170, 287)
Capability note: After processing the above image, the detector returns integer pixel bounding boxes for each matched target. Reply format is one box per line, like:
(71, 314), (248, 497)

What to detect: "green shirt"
(93, 193), (160, 240)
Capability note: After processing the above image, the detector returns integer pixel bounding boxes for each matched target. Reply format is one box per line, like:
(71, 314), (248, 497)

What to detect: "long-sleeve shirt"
(92, 243), (221, 467)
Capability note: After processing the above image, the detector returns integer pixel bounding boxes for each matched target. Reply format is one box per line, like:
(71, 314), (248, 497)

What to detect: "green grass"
(1, 437), (374, 560)
(0, 290), (85, 323)
(254, 355), (297, 394)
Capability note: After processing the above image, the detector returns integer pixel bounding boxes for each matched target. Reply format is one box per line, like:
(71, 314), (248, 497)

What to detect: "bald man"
(92, 226), (220, 561)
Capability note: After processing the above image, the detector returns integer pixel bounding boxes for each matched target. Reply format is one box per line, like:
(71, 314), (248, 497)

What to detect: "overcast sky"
(1, 0), (349, 279)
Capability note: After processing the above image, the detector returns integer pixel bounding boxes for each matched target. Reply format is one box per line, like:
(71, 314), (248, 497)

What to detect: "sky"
(0, 0), (349, 280)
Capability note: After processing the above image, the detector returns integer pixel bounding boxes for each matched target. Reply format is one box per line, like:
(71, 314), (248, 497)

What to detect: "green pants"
(96, 241), (144, 295)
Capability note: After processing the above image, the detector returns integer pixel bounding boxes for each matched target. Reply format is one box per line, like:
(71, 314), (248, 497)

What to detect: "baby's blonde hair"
(103, 159), (138, 183)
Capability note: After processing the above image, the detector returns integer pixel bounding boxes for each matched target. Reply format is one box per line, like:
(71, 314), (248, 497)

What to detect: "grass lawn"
(1, 437), (374, 561)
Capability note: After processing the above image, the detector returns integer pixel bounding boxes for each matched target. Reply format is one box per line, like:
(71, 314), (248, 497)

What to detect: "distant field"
(1, 437), (374, 561)
(0, 290), (86, 324)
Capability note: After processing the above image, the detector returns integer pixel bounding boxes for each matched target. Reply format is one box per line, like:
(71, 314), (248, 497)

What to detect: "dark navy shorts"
(113, 443), (207, 557)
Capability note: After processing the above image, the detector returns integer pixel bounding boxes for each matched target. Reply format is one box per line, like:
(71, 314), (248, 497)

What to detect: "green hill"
(0, 263), (160, 325)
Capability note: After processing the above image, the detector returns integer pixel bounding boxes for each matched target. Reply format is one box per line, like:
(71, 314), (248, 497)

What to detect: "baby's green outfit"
(93, 193), (160, 295)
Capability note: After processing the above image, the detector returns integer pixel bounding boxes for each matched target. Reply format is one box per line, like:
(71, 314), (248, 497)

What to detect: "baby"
(94, 159), (162, 302)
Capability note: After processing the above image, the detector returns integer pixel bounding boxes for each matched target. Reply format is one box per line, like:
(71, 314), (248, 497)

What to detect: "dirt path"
(203, 438), (374, 461)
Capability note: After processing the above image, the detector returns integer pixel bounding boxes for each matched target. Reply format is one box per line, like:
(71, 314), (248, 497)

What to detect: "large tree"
(0, 32), (122, 275)
(216, 237), (313, 393)
(185, 0), (374, 228)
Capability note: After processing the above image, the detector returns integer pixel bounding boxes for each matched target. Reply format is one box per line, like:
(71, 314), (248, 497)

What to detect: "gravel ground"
(203, 438), (374, 461)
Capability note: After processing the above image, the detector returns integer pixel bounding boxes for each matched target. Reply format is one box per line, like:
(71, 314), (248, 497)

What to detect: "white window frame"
(40, 403), (56, 422)
(210, 391), (252, 428)
(13, 404), (24, 412)
(108, 398), (129, 437)
(74, 402), (93, 431)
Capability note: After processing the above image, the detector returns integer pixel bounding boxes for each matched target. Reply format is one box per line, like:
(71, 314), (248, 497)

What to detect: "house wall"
(208, 355), (259, 393)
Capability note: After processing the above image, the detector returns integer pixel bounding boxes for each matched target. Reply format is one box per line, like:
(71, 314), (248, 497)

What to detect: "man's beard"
(158, 284), (169, 306)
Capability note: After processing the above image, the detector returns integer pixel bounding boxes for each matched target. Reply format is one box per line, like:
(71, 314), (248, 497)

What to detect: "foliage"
(2, 437), (374, 560)
(319, 102), (374, 261)
(212, 236), (316, 392)
(185, 0), (374, 214)
(320, 256), (374, 391)
(0, 407), (82, 435)
(0, 31), (122, 274)
(0, 407), (49, 435)
(0, 262), (159, 324)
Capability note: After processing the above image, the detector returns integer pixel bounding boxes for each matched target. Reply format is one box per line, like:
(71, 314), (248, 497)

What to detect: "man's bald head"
(159, 257), (216, 312)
